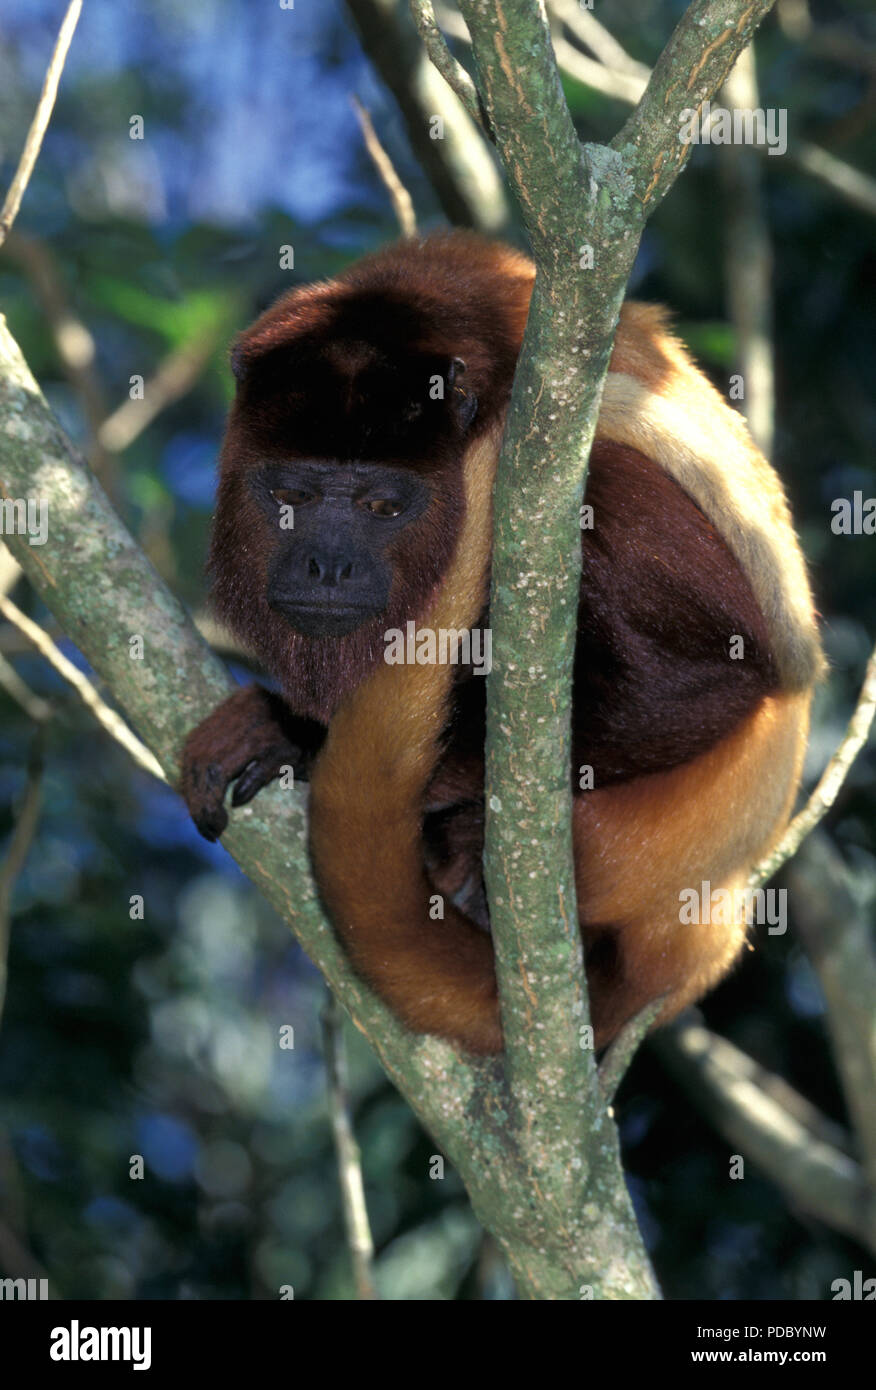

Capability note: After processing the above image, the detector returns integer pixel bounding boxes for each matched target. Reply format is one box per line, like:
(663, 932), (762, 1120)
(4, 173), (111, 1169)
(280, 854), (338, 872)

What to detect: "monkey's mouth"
(268, 597), (380, 638)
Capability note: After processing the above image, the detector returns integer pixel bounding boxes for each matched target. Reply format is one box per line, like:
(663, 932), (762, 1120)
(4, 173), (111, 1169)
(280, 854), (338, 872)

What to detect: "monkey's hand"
(181, 685), (323, 841)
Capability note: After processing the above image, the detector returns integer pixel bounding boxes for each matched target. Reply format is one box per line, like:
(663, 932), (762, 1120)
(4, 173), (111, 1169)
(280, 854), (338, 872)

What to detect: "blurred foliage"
(0, 0), (874, 1299)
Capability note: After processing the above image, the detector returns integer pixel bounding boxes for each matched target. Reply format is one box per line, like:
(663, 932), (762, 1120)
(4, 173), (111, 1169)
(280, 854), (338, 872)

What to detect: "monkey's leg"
(575, 689), (812, 1046)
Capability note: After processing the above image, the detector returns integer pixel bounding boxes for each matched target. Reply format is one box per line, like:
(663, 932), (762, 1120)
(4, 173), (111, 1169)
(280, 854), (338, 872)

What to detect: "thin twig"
(320, 990), (379, 1300)
(720, 47), (775, 458)
(803, 29), (876, 77)
(2, 230), (110, 476)
(548, 0), (650, 80)
(346, 0), (509, 231)
(748, 642), (876, 892)
(350, 96), (418, 238)
(409, 0), (487, 132)
(0, 545), (22, 601)
(598, 997), (667, 1103)
(775, 0), (812, 42)
(97, 328), (222, 454)
(432, 1), (470, 41)
(777, 0), (876, 76)
(0, 0), (83, 247)
(790, 142), (876, 220)
(0, 651), (52, 723)
(0, 595), (165, 781)
(0, 731), (44, 1027)
(551, 33), (647, 103)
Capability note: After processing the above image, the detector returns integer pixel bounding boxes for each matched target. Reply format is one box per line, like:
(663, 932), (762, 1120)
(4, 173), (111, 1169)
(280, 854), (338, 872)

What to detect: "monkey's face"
(252, 459), (432, 637)
(222, 329), (477, 630)
(206, 278), (500, 719)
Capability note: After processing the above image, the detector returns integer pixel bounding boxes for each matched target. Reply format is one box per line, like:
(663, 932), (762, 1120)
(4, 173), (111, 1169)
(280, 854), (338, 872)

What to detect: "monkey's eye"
(365, 498), (403, 518)
(272, 487), (314, 506)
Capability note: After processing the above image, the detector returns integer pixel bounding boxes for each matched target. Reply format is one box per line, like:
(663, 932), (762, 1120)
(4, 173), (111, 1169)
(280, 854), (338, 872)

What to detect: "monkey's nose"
(306, 553), (355, 586)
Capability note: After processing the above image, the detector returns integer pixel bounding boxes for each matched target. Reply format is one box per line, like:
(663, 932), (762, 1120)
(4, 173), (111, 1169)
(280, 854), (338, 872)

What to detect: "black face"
(252, 460), (432, 637)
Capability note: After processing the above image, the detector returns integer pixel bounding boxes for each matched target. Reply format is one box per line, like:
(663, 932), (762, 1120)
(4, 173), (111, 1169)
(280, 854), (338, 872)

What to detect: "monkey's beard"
(210, 571), (441, 725)
(206, 461), (465, 722)
(273, 609), (391, 722)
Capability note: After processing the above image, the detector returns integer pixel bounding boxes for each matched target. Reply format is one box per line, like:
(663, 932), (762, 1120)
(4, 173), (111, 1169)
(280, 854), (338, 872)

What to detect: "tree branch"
(456, 0), (776, 1147)
(345, 0), (510, 231)
(654, 1017), (876, 1253)
(457, 1), (628, 1128)
(409, 0), (486, 130)
(611, 0), (776, 212)
(444, 3), (876, 218)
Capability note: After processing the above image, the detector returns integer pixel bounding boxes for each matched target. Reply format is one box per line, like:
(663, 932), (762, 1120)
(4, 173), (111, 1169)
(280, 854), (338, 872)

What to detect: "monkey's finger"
(185, 762), (231, 840)
(192, 802), (228, 842)
(230, 755), (282, 807)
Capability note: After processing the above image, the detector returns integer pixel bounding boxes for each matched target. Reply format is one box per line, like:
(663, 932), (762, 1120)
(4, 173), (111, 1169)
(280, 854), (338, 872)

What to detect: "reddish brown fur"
(209, 233), (532, 724)
(182, 231), (821, 1054)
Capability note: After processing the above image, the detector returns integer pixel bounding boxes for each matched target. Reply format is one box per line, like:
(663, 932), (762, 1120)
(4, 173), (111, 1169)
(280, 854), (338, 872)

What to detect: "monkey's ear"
(447, 357), (479, 431)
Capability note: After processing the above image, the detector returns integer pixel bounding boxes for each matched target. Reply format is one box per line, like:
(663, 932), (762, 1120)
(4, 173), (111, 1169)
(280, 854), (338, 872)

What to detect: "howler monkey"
(181, 232), (822, 1055)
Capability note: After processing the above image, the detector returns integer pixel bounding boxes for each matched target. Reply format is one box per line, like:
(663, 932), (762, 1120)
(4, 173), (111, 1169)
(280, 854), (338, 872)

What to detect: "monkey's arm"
(302, 428), (502, 1054)
(181, 685), (324, 840)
